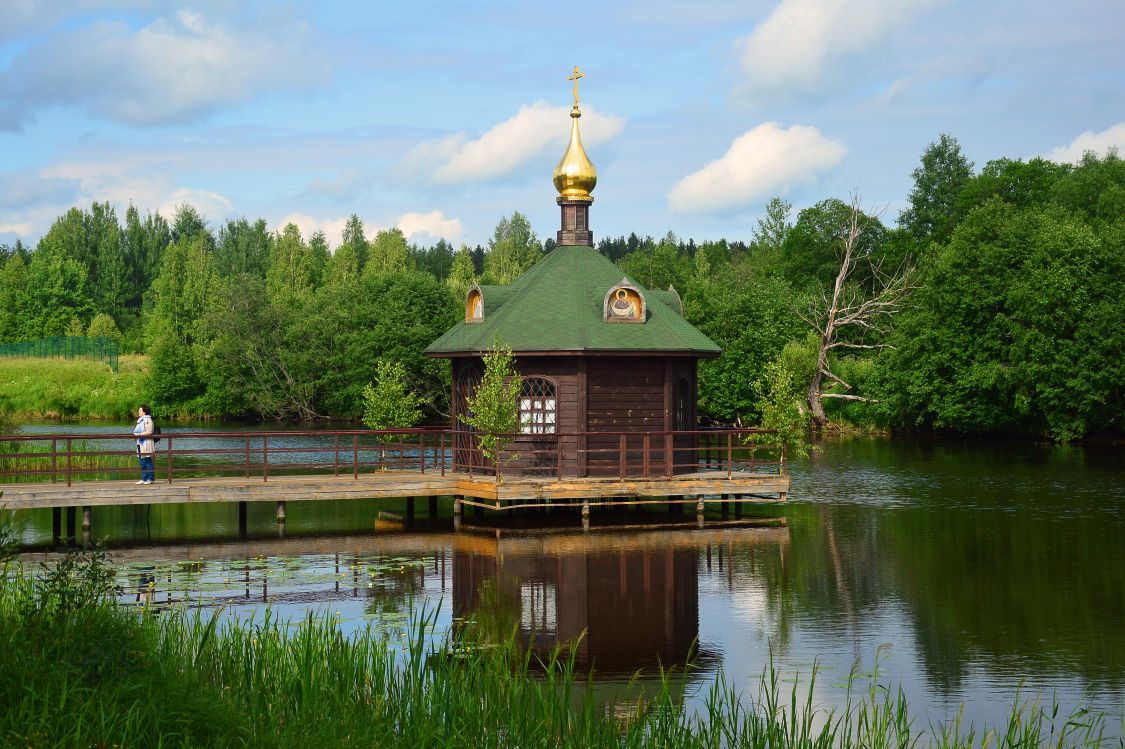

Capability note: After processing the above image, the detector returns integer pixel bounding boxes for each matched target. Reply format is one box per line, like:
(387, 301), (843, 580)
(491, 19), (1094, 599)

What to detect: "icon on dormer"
(603, 279), (645, 323)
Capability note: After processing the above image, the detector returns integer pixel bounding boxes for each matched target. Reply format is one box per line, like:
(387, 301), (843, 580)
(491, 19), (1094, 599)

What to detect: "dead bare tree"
(798, 192), (917, 429)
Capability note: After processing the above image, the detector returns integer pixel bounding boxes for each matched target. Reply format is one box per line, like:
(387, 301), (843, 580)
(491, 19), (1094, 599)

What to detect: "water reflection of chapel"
(425, 70), (721, 478)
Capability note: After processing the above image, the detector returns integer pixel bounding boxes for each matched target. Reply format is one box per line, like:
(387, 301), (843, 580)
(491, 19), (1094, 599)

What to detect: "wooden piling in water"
(428, 496), (438, 518)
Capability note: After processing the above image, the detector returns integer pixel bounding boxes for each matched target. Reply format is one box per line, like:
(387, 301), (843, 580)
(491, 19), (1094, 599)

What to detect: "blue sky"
(1, 0), (1122, 249)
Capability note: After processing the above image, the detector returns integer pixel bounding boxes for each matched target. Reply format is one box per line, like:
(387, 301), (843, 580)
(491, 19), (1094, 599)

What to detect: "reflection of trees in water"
(882, 503), (1125, 694)
(770, 499), (1125, 696)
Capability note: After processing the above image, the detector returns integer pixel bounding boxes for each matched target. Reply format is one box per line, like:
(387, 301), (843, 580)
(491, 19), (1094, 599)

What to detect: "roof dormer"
(466, 283), (484, 323)
(603, 278), (646, 323)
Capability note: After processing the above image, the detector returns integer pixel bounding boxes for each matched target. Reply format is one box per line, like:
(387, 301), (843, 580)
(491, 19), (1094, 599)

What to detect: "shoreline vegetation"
(0, 356), (146, 421)
(0, 538), (1119, 749)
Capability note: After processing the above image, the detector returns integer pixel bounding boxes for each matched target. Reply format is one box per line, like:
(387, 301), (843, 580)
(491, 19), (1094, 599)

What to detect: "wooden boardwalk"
(0, 469), (788, 511)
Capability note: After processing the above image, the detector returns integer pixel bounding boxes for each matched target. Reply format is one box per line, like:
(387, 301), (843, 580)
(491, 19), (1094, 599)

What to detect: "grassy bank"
(0, 535), (1116, 749)
(0, 355), (147, 421)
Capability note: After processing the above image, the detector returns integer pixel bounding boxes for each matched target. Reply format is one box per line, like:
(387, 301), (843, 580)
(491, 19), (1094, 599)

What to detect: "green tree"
(144, 234), (217, 410)
(24, 253), (95, 337)
(875, 199), (1123, 440)
(216, 218), (272, 278)
(754, 343), (813, 459)
(0, 255), (29, 341)
(898, 133), (974, 247)
(340, 214), (369, 272)
(483, 212), (541, 284)
(316, 271), (458, 417)
(366, 228), (411, 277)
(267, 224), (317, 295)
(463, 341), (521, 478)
(361, 359), (426, 434)
(447, 244), (477, 300)
(751, 196), (792, 262)
(688, 265), (804, 423)
(617, 231), (690, 291)
(780, 199), (889, 288)
(86, 313), (123, 346)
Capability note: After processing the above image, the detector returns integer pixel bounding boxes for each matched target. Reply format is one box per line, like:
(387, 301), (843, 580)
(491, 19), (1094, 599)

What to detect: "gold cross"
(568, 66), (584, 107)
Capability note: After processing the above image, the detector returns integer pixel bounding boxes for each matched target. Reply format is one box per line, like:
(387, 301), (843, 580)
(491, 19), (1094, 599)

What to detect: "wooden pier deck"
(0, 469), (788, 511)
(0, 428), (789, 541)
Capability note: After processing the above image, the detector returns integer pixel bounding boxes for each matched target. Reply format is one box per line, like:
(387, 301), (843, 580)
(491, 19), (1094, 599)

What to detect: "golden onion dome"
(553, 66), (597, 202)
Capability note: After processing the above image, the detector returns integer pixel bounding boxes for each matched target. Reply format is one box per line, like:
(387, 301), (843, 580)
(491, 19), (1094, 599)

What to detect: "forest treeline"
(0, 136), (1121, 439)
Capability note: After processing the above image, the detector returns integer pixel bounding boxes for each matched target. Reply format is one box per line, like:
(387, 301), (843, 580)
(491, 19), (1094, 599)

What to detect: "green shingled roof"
(426, 244), (721, 357)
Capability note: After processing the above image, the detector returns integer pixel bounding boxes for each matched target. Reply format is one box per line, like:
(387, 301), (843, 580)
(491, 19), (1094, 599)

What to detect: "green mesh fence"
(0, 336), (119, 372)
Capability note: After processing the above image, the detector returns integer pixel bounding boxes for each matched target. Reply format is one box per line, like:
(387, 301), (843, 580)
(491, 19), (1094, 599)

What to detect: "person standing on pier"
(133, 405), (155, 485)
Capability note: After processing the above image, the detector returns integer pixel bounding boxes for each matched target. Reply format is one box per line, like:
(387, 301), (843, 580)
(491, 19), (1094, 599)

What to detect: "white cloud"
(402, 100), (626, 184)
(396, 210), (462, 243)
(1045, 123), (1125, 163)
(0, 222), (32, 235)
(1, 160), (238, 241)
(668, 122), (847, 214)
(0, 10), (330, 128)
(734, 0), (942, 96)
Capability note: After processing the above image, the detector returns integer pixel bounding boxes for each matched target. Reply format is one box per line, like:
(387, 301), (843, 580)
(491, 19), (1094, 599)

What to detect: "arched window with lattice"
(519, 378), (557, 434)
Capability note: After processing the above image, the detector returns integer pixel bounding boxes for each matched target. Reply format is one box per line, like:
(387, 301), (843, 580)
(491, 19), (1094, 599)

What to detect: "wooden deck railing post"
(643, 434), (650, 478)
(664, 433), (672, 477)
(726, 432), (732, 480)
(334, 435), (340, 477)
(420, 432), (425, 474)
(619, 434), (626, 479)
(263, 434), (269, 483)
(51, 438), (57, 483)
(440, 432), (446, 476)
(781, 442), (788, 475)
(166, 436), (172, 483)
(66, 438), (72, 487)
(244, 436), (250, 478)
(353, 435), (359, 480)
(399, 435), (405, 470)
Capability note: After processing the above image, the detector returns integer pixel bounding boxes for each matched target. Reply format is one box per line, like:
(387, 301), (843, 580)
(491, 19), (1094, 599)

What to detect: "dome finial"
(553, 66), (597, 203)
(569, 65), (583, 109)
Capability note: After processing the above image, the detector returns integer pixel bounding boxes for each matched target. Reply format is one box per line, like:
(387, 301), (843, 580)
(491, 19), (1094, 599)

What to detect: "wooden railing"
(0, 428), (784, 486)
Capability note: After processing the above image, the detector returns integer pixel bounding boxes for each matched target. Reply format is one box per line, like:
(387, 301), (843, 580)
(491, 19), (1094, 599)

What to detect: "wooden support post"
(696, 498), (705, 514)
(453, 496), (463, 516)
(734, 499), (743, 520)
(720, 494), (729, 520)
(429, 496), (439, 518)
(406, 496), (415, 521)
(581, 501), (590, 518)
(66, 506), (76, 542)
(238, 501), (248, 537)
(82, 506), (91, 531)
(52, 507), (62, 544)
(276, 501), (286, 524)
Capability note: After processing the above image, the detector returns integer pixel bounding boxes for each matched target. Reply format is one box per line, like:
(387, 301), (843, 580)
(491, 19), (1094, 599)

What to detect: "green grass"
(0, 355), (147, 421)
(0, 529), (1118, 748)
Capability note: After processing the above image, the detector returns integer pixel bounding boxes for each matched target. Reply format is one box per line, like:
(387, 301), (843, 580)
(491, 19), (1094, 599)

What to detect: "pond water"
(9, 430), (1125, 732)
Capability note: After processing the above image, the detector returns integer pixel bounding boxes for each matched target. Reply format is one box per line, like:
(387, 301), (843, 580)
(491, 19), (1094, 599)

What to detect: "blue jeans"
(139, 455), (154, 482)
